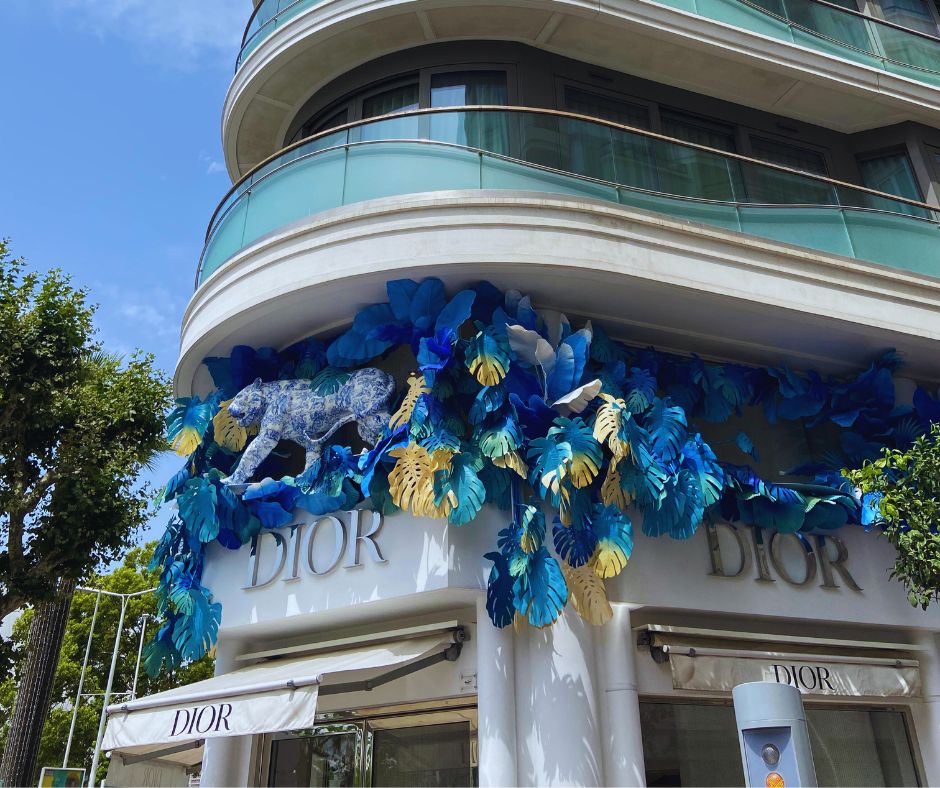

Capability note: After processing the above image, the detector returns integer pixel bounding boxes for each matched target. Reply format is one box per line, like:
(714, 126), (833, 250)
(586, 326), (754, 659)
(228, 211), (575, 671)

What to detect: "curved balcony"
(236, 0), (940, 84)
(198, 106), (940, 286)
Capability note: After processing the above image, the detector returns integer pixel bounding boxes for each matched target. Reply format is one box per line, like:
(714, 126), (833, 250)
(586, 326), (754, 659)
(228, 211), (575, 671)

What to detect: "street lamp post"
(70, 585), (155, 787)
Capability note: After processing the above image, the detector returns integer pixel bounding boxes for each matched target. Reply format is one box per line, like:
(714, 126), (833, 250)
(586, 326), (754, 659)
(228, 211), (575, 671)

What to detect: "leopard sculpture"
(221, 368), (396, 485)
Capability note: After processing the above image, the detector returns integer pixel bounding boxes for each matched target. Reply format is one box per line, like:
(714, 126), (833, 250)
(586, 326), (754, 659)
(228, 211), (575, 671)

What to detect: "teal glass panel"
(610, 130), (659, 192)
(877, 22), (940, 68)
(429, 110), (512, 157)
(558, 116), (618, 182)
(785, 0), (874, 51)
(562, 86), (652, 128)
(697, 0), (796, 40)
(844, 210), (940, 275)
(343, 143), (481, 203)
(737, 205), (856, 256)
(740, 161), (837, 205)
(241, 149), (347, 247)
(517, 113), (564, 170)
(201, 198), (251, 281)
(617, 188), (743, 232)
(355, 113), (422, 143)
(648, 136), (739, 201)
(481, 156), (620, 202)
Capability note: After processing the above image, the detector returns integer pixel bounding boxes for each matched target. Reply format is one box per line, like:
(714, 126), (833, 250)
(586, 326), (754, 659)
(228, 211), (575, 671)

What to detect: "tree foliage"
(0, 543), (214, 783)
(846, 422), (940, 610)
(0, 241), (172, 620)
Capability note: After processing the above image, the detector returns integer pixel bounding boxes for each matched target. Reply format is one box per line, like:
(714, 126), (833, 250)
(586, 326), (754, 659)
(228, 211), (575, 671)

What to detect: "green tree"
(846, 422), (940, 610)
(0, 242), (172, 785)
(0, 543), (214, 786)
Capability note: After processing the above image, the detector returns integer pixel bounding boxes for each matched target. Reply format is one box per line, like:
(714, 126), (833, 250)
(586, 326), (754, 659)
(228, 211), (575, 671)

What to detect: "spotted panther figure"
(221, 368), (396, 485)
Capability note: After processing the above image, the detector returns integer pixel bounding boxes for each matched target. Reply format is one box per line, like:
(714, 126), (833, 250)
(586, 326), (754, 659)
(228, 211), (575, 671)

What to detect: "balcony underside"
(225, 0), (940, 176)
(176, 192), (940, 397)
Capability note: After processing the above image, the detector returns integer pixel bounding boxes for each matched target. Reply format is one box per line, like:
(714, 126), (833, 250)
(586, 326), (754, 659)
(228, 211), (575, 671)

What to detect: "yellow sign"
(38, 767), (85, 787)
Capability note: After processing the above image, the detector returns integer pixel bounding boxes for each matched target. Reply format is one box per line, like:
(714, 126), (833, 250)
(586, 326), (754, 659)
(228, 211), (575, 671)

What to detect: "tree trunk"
(0, 577), (77, 787)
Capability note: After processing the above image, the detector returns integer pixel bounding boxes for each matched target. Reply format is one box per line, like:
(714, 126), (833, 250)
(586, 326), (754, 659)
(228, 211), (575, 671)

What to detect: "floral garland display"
(145, 278), (938, 674)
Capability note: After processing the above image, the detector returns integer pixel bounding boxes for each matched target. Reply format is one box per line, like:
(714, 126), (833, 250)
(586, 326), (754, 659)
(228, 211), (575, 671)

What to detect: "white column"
(515, 606), (605, 786)
(595, 605), (646, 787)
(476, 596), (519, 787)
(200, 641), (254, 787)
(913, 630), (940, 785)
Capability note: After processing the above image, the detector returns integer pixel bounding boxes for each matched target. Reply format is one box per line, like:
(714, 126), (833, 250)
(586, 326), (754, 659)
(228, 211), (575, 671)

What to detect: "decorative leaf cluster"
(151, 278), (934, 669)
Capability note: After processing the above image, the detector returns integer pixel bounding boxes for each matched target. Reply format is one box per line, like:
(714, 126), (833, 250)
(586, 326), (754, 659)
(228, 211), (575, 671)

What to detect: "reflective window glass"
(430, 71), (508, 107)
(268, 732), (358, 787)
(870, 0), (939, 36)
(563, 86), (651, 128)
(858, 150), (923, 200)
(639, 701), (921, 787)
(371, 722), (477, 787)
(361, 82), (420, 119)
(749, 136), (828, 174)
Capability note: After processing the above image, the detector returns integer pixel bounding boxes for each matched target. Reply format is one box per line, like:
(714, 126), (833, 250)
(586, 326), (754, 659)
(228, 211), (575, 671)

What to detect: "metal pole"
(131, 614), (149, 700)
(63, 591), (102, 767)
(89, 595), (128, 785)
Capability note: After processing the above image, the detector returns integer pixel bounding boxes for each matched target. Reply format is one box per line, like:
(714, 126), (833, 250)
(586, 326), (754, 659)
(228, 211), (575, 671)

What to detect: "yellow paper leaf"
(593, 396), (628, 457)
(493, 450), (527, 478)
(171, 429), (201, 458)
(564, 561), (613, 626)
(601, 461), (630, 511)
(389, 374), (430, 430)
(212, 399), (248, 453)
(388, 443), (433, 512)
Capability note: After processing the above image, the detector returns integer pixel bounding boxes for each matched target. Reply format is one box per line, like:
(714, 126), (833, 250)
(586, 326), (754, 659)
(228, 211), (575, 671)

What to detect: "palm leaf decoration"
(466, 325), (511, 385)
(390, 374), (431, 429)
(592, 504), (634, 578)
(553, 519), (598, 568)
(518, 504), (546, 553)
(212, 399), (248, 453)
(564, 561), (613, 625)
(167, 396), (215, 457)
(310, 368), (352, 395)
(433, 450), (486, 525)
(513, 546), (569, 628)
(601, 460), (630, 510)
(593, 393), (629, 458)
(171, 590), (222, 662)
(645, 397), (687, 463)
(478, 412), (523, 458)
(485, 551), (516, 628)
(527, 436), (571, 499)
(624, 367), (657, 413)
(492, 450), (527, 478)
(388, 443), (434, 513)
(177, 477), (220, 543)
(548, 417), (602, 489)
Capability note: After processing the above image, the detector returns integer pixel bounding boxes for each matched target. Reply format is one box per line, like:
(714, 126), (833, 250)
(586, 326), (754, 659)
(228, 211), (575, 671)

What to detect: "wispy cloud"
(43, 0), (247, 68)
(200, 151), (227, 175)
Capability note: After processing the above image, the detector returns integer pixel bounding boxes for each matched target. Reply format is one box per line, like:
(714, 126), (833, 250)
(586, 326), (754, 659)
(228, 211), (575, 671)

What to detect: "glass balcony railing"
(196, 106), (940, 285)
(236, 0), (940, 87)
(239, 0), (322, 66)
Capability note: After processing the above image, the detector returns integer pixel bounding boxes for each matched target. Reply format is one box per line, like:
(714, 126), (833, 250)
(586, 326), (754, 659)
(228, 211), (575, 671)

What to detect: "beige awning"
(103, 633), (461, 767)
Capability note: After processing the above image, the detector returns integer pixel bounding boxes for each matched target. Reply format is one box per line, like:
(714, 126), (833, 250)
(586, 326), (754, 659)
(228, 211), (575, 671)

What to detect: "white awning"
(103, 633), (460, 767)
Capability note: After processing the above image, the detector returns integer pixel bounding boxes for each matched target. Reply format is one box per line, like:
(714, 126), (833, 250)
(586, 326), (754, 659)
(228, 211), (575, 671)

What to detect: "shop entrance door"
(639, 699), (922, 787)
(265, 707), (478, 787)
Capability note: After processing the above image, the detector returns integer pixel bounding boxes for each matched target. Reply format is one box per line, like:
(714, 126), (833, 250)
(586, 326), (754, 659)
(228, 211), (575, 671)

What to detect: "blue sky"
(0, 0), (248, 543)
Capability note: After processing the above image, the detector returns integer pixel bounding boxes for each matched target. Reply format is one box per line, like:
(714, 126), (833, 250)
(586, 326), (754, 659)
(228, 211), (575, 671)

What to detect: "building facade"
(104, 0), (940, 783)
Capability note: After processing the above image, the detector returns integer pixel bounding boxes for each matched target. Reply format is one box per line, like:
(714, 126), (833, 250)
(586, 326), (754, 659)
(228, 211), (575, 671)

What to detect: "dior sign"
(244, 510), (387, 589)
(705, 522), (862, 592)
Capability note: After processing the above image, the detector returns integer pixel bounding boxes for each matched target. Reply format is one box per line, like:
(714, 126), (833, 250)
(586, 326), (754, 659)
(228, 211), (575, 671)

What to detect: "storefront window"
(639, 701), (920, 787)
(371, 722), (476, 786)
(267, 710), (477, 788)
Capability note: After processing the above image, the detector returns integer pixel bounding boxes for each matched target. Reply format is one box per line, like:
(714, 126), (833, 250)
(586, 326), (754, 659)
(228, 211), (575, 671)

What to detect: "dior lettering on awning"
(705, 521), (862, 592)
(669, 652), (921, 698)
(245, 510), (387, 589)
(170, 704), (233, 737)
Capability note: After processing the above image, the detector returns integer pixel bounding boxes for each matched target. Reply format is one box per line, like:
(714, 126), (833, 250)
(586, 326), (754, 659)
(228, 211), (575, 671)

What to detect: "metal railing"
(196, 106), (940, 285)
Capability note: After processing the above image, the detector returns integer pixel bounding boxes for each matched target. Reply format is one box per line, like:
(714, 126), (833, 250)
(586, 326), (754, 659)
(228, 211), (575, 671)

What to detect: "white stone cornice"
(176, 191), (940, 395)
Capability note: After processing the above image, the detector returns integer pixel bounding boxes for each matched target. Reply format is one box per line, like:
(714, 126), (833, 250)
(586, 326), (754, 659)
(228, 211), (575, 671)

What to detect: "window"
(563, 86), (651, 129)
(749, 136), (828, 174)
(857, 150), (923, 201)
(361, 81), (420, 119)
(430, 71), (508, 107)
(639, 700), (921, 787)
(660, 109), (736, 152)
(868, 0), (939, 35)
(266, 708), (478, 787)
(746, 135), (835, 204)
